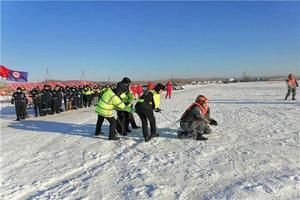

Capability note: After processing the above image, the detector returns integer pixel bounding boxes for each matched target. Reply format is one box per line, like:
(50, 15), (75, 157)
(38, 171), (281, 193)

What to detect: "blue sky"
(1, 1), (299, 82)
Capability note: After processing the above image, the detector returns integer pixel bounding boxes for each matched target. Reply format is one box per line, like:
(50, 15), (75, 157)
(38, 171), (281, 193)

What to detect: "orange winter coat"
(187, 102), (208, 116)
(287, 76), (298, 88)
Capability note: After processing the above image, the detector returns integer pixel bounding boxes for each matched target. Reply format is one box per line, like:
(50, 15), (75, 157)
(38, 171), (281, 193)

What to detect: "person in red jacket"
(165, 81), (173, 99)
(137, 84), (143, 97)
(285, 74), (298, 100)
(130, 84), (137, 98)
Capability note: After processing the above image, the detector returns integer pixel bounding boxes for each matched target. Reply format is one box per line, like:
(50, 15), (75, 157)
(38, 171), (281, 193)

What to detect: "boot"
(284, 95), (288, 100)
(95, 132), (103, 136)
(145, 136), (151, 142)
(177, 131), (184, 139)
(16, 117), (20, 121)
(196, 134), (208, 141)
(125, 129), (132, 133)
(292, 97), (296, 100)
(177, 131), (188, 139)
(150, 133), (159, 138)
(109, 136), (120, 140)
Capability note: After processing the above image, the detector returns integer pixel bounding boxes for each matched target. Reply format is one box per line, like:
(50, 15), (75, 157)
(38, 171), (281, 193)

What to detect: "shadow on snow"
(7, 120), (180, 141)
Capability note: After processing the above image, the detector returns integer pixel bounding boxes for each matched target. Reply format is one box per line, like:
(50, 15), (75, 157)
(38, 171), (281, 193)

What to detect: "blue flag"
(7, 70), (28, 82)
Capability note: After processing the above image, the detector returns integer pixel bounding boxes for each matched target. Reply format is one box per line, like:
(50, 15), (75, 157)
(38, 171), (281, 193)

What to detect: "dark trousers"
(116, 111), (126, 135)
(180, 120), (205, 139)
(136, 109), (156, 140)
(84, 95), (92, 107)
(15, 103), (26, 119)
(77, 97), (83, 108)
(87, 95), (93, 107)
(95, 115), (117, 139)
(285, 87), (296, 99)
(71, 97), (78, 109)
(33, 100), (42, 117)
(204, 124), (212, 134)
(83, 95), (87, 107)
(125, 112), (138, 129)
(52, 99), (60, 114)
(42, 100), (52, 115)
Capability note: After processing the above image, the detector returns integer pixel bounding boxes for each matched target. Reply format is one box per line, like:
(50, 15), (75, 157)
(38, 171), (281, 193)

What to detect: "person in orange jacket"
(178, 95), (217, 140)
(147, 82), (155, 90)
(285, 74), (298, 100)
(165, 81), (173, 99)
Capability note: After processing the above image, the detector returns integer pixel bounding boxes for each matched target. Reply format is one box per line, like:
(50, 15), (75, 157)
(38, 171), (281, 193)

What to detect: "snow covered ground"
(1, 81), (299, 200)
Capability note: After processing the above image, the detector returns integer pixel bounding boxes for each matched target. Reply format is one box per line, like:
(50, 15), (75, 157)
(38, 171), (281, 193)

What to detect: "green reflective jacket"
(95, 88), (131, 117)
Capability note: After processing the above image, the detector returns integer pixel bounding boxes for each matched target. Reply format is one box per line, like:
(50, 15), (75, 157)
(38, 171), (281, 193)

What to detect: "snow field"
(1, 81), (299, 199)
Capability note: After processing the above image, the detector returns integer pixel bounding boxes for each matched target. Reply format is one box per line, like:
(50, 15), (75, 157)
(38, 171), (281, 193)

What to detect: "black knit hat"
(114, 82), (127, 96)
(121, 77), (131, 84)
(154, 83), (165, 93)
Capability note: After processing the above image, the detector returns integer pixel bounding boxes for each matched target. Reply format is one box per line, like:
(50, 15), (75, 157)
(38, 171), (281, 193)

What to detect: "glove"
(154, 108), (162, 113)
(124, 106), (131, 113)
(209, 119), (218, 126)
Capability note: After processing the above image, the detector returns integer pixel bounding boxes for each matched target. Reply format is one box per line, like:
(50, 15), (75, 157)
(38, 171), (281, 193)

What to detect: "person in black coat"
(77, 85), (84, 108)
(41, 85), (53, 115)
(116, 77), (132, 136)
(71, 86), (78, 109)
(63, 85), (72, 111)
(29, 86), (43, 117)
(135, 83), (165, 142)
(51, 85), (62, 114)
(11, 87), (27, 121)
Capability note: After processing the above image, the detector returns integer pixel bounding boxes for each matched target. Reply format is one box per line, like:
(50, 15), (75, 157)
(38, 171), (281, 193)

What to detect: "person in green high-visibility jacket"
(135, 83), (165, 142)
(95, 82), (133, 140)
(124, 90), (140, 133)
(83, 86), (94, 107)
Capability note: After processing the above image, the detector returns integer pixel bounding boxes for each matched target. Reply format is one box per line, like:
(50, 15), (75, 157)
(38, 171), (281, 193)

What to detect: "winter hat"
(154, 83), (165, 93)
(114, 82), (127, 96)
(121, 77), (131, 84)
(195, 95), (208, 104)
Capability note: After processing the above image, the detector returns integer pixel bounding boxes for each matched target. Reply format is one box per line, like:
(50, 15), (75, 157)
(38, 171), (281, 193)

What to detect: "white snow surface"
(1, 81), (299, 200)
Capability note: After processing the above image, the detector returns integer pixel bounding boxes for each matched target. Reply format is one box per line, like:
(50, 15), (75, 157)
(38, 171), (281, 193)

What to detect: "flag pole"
(1, 76), (10, 103)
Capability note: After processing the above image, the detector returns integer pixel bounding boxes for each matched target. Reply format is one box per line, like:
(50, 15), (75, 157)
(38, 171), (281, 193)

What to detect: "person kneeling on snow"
(95, 83), (134, 140)
(178, 95), (217, 140)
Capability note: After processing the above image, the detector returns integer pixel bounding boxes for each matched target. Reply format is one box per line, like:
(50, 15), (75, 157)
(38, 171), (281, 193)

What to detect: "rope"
(158, 111), (180, 128)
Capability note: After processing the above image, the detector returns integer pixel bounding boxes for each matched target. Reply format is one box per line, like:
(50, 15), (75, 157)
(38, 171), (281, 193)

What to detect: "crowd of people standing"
(11, 84), (107, 120)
